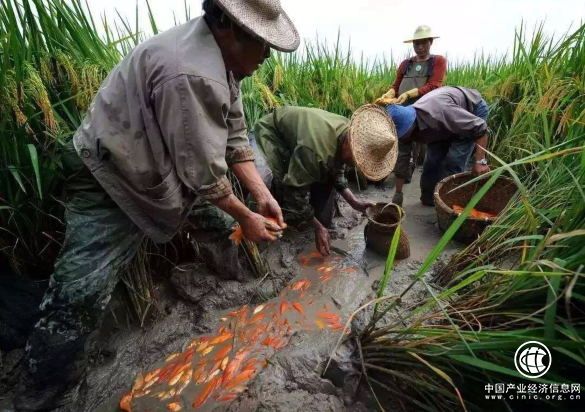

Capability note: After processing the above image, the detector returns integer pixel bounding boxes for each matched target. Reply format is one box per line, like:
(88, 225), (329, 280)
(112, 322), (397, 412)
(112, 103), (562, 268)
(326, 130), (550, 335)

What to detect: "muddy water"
(110, 171), (457, 412)
(0, 172), (459, 411)
(122, 252), (362, 411)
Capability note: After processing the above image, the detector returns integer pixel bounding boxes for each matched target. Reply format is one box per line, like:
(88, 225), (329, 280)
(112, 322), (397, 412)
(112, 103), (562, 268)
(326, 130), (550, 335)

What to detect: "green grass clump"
(0, 2), (584, 409)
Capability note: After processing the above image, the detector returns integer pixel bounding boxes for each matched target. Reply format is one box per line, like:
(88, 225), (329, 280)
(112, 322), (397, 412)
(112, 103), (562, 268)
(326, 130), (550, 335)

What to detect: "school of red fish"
(120, 251), (358, 411)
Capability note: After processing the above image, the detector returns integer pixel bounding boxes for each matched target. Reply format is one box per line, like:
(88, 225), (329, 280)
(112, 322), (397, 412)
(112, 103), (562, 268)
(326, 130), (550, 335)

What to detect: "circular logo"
(415, 64), (422, 72)
(514, 341), (552, 379)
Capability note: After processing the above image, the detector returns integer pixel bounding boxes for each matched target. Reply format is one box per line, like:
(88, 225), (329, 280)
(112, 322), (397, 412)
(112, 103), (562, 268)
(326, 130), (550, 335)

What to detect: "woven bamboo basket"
(364, 203), (410, 259)
(434, 172), (517, 244)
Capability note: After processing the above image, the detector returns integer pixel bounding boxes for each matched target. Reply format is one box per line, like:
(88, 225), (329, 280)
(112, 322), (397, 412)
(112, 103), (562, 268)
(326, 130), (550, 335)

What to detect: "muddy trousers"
(21, 145), (144, 401)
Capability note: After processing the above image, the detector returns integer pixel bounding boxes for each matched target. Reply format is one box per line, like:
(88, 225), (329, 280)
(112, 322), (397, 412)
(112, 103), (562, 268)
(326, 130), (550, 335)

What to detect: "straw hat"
(404, 25), (440, 43)
(349, 105), (398, 182)
(215, 0), (300, 52)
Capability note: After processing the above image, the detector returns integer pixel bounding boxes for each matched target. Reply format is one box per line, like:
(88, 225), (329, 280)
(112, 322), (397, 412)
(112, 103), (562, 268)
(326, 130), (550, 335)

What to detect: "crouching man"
(254, 106), (398, 255)
(384, 86), (490, 207)
(14, 0), (300, 409)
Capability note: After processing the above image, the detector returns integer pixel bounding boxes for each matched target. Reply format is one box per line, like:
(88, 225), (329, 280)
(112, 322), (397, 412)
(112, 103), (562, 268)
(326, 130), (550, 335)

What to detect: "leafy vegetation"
(0, 1), (583, 409)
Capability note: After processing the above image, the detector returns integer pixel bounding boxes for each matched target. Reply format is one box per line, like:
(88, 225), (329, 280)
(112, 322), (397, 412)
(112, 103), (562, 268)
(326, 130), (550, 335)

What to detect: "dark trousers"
(419, 99), (489, 202)
(420, 139), (475, 202)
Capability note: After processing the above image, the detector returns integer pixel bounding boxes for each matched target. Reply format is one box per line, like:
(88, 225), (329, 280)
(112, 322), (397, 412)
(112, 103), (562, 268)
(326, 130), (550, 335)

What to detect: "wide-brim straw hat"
(404, 25), (440, 43)
(215, 0), (300, 52)
(349, 105), (398, 182)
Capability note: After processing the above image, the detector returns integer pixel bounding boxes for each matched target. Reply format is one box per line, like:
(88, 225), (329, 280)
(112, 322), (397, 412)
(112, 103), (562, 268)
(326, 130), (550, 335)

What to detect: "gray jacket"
(73, 17), (254, 242)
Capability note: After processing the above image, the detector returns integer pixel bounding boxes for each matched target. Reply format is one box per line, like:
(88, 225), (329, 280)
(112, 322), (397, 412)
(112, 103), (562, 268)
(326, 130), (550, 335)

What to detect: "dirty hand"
(374, 88), (397, 106)
(472, 163), (490, 176)
(391, 191), (404, 207)
(314, 223), (331, 256)
(351, 199), (375, 213)
(240, 212), (280, 243)
(395, 88), (419, 105)
(256, 194), (287, 230)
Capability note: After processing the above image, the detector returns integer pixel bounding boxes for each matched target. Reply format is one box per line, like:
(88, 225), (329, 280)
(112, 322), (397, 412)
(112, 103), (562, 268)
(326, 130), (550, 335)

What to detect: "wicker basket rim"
(365, 202), (406, 228)
(433, 171), (516, 222)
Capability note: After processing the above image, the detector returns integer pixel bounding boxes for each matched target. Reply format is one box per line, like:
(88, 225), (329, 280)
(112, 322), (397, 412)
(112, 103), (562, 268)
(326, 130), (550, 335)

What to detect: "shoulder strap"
(401, 58), (414, 76)
(427, 55), (435, 76)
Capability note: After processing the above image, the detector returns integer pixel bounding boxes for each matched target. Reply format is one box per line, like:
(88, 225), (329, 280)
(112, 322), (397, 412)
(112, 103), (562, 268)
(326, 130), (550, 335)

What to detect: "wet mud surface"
(0, 170), (459, 411)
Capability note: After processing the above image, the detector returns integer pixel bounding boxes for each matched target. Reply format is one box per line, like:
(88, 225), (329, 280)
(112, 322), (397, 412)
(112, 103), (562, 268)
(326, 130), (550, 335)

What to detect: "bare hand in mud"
(240, 212), (279, 242)
(352, 200), (375, 213)
(256, 195), (286, 229)
(314, 225), (331, 256)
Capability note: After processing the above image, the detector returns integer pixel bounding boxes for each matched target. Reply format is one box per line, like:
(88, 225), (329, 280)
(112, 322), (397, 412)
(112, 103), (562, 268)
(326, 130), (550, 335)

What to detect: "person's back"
(255, 106), (349, 185)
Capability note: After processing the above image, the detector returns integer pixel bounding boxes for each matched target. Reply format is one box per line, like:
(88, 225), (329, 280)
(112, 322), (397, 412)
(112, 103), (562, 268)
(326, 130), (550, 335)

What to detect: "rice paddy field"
(0, 0), (584, 410)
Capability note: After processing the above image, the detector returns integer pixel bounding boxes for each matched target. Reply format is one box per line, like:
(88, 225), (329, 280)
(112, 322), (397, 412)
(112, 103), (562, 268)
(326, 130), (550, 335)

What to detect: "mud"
(0, 170), (459, 411)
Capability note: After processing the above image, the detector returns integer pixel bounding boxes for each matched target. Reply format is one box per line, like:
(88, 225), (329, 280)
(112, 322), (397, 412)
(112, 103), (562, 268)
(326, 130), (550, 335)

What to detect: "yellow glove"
(395, 88), (419, 105)
(374, 88), (397, 106)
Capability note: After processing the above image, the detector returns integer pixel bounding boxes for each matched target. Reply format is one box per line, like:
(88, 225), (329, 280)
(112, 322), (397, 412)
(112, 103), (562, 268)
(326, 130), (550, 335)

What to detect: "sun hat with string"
(348, 105), (399, 182)
(403, 25), (440, 43)
(214, 0), (300, 52)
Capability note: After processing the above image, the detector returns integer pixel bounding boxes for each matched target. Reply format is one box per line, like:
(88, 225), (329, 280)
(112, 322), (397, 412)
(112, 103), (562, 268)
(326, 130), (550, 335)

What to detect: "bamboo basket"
(434, 172), (517, 244)
(364, 203), (410, 259)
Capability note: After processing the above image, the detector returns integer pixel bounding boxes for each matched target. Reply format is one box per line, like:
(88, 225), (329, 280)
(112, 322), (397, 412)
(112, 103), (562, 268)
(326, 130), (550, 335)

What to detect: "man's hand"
(351, 199), (375, 213)
(374, 88), (397, 106)
(313, 219), (331, 256)
(256, 194), (286, 229)
(340, 188), (373, 213)
(395, 88), (419, 105)
(472, 163), (490, 176)
(240, 212), (280, 243)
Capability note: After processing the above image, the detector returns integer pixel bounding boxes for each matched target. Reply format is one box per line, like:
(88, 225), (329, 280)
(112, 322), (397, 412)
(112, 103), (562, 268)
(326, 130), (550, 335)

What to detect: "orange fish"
(192, 375), (222, 408)
(291, 279), (311, 291)
(224, 369), (256, 389)
(192, 364), (207, 384)
(292, 302), (305, 315)
(222, 350), (251, 385)
(261, 336), (287, 349)
(452, 204), (497, 219)
(119, 393), (133, 412)
(167, 402), (182, 412)
(213, 345), (233, 362)
(299, 251), (324, 266)
(279, 301), (289, 314)
(209, 332), (233, 345)
(317, 312), (344, 330)
(229, 217), (284, 245)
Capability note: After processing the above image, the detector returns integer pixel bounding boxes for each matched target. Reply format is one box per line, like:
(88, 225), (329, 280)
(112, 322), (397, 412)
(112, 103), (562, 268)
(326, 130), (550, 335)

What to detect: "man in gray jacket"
(385, 86), (491, 206)
(15, 1), (299, 410)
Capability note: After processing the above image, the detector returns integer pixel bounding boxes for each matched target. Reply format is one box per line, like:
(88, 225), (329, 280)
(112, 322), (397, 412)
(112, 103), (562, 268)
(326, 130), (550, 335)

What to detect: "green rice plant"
(359, 23), (585, 411)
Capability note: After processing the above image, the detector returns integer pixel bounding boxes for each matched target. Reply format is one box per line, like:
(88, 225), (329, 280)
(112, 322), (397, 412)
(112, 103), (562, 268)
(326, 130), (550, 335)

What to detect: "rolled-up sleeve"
(153, 74), (232, 200)
(225, 93), (255, 165)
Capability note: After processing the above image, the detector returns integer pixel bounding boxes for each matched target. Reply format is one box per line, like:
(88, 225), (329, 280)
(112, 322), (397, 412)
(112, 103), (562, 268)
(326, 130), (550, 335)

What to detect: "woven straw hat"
(349, 105), (398, 182)
(404, 25), (440, 43)
(215, 0), (300, 52)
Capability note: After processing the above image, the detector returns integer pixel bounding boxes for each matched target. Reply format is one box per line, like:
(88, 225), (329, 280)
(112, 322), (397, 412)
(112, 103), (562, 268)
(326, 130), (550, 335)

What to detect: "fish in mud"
(229, 217), (286, 245)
